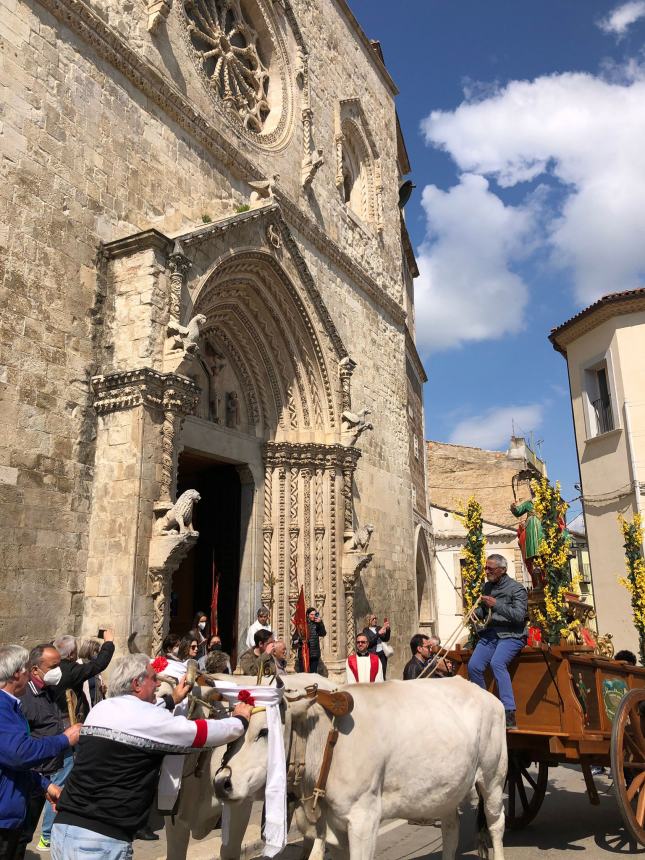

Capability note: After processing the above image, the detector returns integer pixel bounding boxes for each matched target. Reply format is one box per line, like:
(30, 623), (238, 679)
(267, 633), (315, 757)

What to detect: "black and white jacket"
(55, 694), (247, 842)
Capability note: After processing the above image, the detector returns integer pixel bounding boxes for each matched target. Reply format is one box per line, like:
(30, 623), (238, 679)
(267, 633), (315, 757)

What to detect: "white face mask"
(43, 666), (62, 686)
(198, 622), (206, 631)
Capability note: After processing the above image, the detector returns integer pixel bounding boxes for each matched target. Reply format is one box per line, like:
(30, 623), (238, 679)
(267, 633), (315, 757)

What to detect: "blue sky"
(351, 0), (645, 519)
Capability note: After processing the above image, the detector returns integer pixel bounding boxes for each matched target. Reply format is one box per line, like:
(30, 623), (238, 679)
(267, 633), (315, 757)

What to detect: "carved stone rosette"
(263, 442), (360, 660)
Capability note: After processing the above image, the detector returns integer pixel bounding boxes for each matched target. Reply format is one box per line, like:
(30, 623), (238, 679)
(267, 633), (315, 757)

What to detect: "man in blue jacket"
(467, 554), (528, 730)
(0, 645), (81, 859)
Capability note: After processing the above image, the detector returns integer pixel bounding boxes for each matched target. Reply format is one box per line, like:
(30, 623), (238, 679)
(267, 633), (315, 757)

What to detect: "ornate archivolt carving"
(195, 250), (339, 430)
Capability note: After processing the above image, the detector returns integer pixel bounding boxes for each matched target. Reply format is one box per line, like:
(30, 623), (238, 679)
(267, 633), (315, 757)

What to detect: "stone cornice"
(405, 330), (428, 384)
(92, 368), (199, 415)
(36, 0), (405, 327)
(100, 229), (174, 260)
(263, 441), (361, 471)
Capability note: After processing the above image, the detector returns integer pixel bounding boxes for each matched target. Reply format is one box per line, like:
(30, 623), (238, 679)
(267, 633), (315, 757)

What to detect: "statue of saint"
(510, 473), (545, 588)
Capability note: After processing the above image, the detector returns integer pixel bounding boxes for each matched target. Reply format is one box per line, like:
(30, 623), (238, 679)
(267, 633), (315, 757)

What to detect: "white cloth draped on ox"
(212, 682), (286, 858)
(81, 694), (246, 812)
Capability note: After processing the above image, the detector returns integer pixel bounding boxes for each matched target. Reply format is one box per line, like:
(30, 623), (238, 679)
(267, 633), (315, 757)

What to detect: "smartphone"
(97, 628), (106, 639)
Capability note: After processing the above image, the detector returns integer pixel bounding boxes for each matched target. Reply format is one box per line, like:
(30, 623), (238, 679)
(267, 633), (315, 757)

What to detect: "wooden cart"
(449, 645), (645, 845)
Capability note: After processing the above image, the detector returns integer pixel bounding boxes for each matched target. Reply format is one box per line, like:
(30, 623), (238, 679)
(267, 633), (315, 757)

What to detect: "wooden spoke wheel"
(611, 687), (645, 846)
(504, 751), (548, 829)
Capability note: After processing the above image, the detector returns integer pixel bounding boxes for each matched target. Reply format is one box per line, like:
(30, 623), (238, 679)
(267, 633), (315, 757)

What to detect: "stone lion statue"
(155, 489), (201, 535)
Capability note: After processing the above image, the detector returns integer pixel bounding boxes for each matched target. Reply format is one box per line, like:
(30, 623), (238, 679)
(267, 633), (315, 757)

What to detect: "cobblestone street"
(26, 765), (643, 860)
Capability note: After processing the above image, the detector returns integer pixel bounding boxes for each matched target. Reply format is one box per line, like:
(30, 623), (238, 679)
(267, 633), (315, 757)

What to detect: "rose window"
(184, 0), (271, 133)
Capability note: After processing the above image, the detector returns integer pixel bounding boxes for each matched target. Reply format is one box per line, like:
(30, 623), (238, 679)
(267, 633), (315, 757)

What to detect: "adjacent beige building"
(0, 0), (430, 676)
(550, 288), (645, 653)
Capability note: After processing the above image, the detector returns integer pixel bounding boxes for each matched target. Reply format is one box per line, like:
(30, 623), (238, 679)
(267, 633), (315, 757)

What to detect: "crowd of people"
(2, 560), (639, 860)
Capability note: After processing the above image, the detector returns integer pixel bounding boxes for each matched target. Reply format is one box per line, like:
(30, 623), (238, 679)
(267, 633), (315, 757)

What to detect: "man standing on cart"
(468, 553), (528, 730)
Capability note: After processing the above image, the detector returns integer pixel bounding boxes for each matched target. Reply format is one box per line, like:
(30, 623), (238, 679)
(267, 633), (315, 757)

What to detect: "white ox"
(213, 676), (508, 860)
(162, 673), (335, 860)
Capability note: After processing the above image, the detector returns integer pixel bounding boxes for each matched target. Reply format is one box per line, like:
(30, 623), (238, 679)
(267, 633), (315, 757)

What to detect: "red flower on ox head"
(238, 689), (256, 707)
(151, 656), (169, 674)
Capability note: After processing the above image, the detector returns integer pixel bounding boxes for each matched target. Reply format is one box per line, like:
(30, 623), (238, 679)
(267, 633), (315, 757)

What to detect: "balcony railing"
(592, 398), (614, 435)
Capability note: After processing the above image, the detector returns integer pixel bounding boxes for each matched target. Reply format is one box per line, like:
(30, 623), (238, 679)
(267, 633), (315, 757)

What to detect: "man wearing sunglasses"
(467, 554), (528, 730)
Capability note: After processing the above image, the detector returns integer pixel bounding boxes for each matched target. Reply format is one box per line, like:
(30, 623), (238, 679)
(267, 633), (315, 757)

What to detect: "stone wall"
(427, 439), (545, 528)
(0, 0), (421, 670)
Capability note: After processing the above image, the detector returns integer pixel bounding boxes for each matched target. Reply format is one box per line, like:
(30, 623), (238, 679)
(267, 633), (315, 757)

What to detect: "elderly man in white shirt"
(345, 634), (384, 684)
(245, 607), (272, 649)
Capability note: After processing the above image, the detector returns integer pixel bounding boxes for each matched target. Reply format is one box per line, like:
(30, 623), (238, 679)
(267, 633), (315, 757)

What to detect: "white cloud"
(421, 68), (645, 307)
(414, 173), (535, 353)
(449, 404), (544, 451)
(598, 1), (645, 35)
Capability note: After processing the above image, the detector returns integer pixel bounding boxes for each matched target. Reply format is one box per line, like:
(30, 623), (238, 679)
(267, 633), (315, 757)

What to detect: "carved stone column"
(338, 356), (356, 413)
(167, 244), (191, 325)
(262, 442), (360, 666)
(288, 466), (300, 619)
(156, 380), (198, 511)
(261, 467), (274, 612)
(314, 465), (325, 609)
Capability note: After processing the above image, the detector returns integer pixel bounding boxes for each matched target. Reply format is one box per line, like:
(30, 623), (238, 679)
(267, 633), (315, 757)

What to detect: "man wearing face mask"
(0, 644), (80, 860)
(18, 645), (76, 855)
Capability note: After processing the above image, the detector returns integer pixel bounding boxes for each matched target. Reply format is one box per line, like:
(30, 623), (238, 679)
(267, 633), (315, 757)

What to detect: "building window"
(583, 359), (615, 437)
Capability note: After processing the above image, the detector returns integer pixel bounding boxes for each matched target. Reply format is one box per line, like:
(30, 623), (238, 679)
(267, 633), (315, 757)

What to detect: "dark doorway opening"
(171, 452), (242, 662)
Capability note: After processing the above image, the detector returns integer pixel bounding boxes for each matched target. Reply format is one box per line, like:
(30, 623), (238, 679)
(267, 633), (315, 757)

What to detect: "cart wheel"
(505, 751), (548, 829)
(610, 688), (645, 846)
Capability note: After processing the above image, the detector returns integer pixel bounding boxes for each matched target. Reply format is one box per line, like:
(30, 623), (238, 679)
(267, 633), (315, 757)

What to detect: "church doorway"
(171, 451), (242, 662)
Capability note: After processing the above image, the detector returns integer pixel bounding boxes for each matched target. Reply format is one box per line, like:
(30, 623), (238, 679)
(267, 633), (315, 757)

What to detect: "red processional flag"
(210, 552), (219, 636)
(291, 585), (310, 672)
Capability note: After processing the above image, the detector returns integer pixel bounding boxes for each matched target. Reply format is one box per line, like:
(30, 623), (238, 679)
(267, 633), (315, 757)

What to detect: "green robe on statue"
(510, 499), (543, 560)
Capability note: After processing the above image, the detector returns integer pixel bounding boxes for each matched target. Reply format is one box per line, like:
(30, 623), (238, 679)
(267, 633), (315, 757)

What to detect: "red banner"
(291, 585), (310, 672)
(210, 553), (219, 636)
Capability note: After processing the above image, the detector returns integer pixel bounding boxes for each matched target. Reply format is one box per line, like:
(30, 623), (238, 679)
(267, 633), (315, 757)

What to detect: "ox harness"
(215, 683), (354, 814)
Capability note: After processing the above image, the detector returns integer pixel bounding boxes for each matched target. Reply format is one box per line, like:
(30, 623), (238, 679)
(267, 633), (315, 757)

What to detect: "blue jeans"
(468, 631), (524, 710)
(42, 749), (75, 841)
(51, 824), (133, 860)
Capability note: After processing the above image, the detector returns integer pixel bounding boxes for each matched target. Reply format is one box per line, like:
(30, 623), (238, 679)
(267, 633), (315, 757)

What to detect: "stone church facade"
(0, 0), (433, 676)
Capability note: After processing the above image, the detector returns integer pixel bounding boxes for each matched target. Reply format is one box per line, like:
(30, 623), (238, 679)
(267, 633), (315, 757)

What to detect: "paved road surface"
(27, 765), (645, 858)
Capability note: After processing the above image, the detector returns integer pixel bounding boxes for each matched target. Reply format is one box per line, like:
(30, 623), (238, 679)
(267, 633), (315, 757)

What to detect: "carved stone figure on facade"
(164, 315), (206, 372)
(226, 391), (240, 427)
(266, 223), (282, 250)
(155, 489), (201, 535)
(249, 173), (280, 209)
(342, 407), (373, 446)
(184, 314), (206, 353)
(209, 389), (222, 424)
(350, 523), (374, 553)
